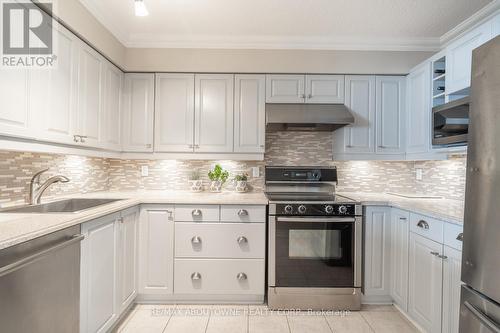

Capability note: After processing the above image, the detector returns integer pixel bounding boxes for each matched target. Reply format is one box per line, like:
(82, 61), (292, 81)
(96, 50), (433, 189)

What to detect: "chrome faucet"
(29, 169), (70, 205)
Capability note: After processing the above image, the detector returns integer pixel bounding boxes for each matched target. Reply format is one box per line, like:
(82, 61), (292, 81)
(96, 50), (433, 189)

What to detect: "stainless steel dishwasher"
(0, 225), (84, 333)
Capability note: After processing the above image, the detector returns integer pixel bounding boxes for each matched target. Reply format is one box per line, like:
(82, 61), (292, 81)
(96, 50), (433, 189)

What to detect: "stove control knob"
(297, 205), (307, 214)
(338, 205), (348, 214)
(284, 205), (293, 214)
(324, 205), (334, 214)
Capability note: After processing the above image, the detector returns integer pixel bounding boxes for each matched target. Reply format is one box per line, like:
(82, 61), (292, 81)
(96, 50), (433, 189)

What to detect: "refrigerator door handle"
(464, 301), (500, 333)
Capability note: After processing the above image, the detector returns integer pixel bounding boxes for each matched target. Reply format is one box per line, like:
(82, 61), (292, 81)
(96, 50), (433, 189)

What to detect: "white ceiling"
(79, 0), (494, 50)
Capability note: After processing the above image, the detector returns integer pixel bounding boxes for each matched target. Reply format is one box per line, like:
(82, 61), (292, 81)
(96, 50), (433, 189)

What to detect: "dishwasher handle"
(0, 234), (84, 277)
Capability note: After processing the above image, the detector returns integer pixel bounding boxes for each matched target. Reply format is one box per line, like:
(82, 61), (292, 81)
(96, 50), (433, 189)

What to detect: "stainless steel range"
(265, 166), (362, 310)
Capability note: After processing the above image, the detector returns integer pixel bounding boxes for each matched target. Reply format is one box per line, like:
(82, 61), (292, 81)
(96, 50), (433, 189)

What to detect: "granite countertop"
(0, 190), (268, 250)
(339, 192), (464, 226)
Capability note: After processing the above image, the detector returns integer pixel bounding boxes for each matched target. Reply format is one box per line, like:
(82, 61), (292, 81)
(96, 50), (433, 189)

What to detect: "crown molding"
(440, 0), (500, 46)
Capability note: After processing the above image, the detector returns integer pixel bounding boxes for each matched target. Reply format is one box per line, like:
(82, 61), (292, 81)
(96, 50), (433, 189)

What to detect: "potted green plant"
(188, 170), (203, 192)
(234, 172), (248, 193)
(207, 164), (229, 192)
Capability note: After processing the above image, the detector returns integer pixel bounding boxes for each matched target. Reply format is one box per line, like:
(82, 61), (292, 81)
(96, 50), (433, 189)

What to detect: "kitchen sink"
(0, 198), (123, 214)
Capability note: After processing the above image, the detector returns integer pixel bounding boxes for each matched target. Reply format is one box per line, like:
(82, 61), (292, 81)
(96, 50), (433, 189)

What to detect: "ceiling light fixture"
(134, 0), (149, 17)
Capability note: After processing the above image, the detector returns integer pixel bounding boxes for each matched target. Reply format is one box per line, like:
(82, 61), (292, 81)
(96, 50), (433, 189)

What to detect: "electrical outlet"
(252, 166), (260, 177)
(415, 168), (423, 181)
(141, 165), (149, 177)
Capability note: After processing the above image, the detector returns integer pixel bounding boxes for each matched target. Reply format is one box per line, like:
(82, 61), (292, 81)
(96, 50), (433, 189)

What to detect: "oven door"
(269, 216), (362, 289)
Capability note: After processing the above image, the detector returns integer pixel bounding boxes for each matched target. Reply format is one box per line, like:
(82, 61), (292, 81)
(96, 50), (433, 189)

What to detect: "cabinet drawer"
(220, 205), (266, 223)
(175, 223), (265, 258)
(175, 205), (220, 222)
(410, 213), (444, 243)
(443, 223), (463, 251)
(174, 259), (265, 295)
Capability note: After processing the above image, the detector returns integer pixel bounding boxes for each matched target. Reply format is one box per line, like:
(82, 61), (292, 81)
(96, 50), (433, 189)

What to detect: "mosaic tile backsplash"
(0, 132), (467, 206)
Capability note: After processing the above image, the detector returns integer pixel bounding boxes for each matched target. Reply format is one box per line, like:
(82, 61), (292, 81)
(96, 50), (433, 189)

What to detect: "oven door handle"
(275, 217), (355, 223)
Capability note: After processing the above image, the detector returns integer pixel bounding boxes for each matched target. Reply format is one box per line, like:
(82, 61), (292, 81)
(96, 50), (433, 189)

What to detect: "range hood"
(266, 103), (355, 131)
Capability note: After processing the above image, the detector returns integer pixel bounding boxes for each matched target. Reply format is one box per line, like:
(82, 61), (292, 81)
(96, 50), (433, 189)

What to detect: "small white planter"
(188, 180), (203, 192)
(209, 180), (223, 192)
(235, 181), (248, 193)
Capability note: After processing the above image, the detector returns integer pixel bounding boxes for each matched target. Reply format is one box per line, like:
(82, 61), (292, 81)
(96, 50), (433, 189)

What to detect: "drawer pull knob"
(430, 251), (440, 256)
(417, 220), (429, 230)
(191, 272), (202, 280)
(237, 236), (248, 244)
(191, 236), (202, 244)
(192, 209), (202, 217)
(236, 272), (247, 281)
(237, 209), (248, 216)
(456, 233), (464, 242)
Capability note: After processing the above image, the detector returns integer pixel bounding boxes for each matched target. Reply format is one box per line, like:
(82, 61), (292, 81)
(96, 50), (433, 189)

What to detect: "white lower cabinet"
(408, 232), (443, 333)
(80, 208), (140, 333)
(138, 206), (175, 296)
(390, 209), (410, 311)
(363, 206), (392, 303)
(442, 246), (462, 333)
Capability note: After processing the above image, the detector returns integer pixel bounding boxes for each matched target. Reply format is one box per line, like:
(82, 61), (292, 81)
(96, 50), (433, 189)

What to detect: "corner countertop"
(0, 190), (268, 251)
(339, 192), (464, 226)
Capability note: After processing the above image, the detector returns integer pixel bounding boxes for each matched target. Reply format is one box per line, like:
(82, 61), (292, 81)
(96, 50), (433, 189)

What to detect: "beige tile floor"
(115, 304), (420, 333)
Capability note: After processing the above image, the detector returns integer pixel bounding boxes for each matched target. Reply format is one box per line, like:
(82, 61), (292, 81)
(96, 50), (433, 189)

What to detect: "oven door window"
(275, 220), (354, 288)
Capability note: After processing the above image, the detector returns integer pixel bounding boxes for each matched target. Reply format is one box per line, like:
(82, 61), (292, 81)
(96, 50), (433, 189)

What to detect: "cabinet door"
(234, 74), (266, 153)
(446, 22), (492, 94)
(0, 68), (30, 138)
(122, 74), (155, 152)
(408, 233), (443, 333)
(80, 213), (119, 333)
(305, 75), (345, 103)
(138, 206), (174, 296)
(364, 206), (391, 302)
(407, 62), (431, 154)
(101, 62), (122, 151)
(344, 76), (376, 153)
(77, 43), (103, 148)
(390, 209), (410, 311)
(155, 73), (195, 152)
(194, 74), (234, 153)
(376, 76), (406, 154)
(442, 246), (462, 333)
(265, 75), (305, 103)
(116, 207), (138, 313)
(30, 23), (78, 145)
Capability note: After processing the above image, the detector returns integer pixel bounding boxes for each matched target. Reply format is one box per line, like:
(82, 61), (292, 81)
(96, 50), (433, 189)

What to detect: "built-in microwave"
(432, 96), (469, 146)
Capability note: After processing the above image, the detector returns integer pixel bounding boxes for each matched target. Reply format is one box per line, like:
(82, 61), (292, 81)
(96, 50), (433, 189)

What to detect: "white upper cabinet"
(121, 73), (155, 152)
(390, 209), (410, 311)
(155, 74), (195, 152)
(266, 75), (305, 103)
(446, 21), (492, 94)
(343, 75), (376, 153)
(101, 62), (123, 151)
(0, 68), (30, 139)
(493, 14), (500, 37)
(305, 75), (345, 103)
(234, 74), (266, 153)
(376, 76), (406, 154)
(30, 23), (79, 145)
(76, 43), (104, 148)
(194, 74), (234, 153)
(406, 62), (431, 154)
(408, 233), (443, 333)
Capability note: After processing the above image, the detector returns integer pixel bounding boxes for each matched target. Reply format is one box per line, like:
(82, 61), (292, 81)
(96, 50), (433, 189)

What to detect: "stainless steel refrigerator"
(460, 35), (500, 332)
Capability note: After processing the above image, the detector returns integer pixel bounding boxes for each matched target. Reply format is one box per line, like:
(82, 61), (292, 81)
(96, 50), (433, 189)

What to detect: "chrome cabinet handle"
(236, 272), (247, 281)
(191, 272), (201, 280)
(456, 233), (464, 242)
(192, 209), (202, 217)
(79, 135), (87, 143)
(166, 210), (173, 220)
(73, 135), (80, 143)
(430, 251), (440, 256)
(237, 236), (248, 244)
(438, 255), (448, 259)
(191, 236), (202, 244)
(237, 209), (248, 216)
(307, 94), (313, 99)
(378, 145), (386, 148)
(118, 217), (124, 224)
(399, 217), (407, 221)
(417, 220), (429, 230)
(299, 94), (305, 99)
